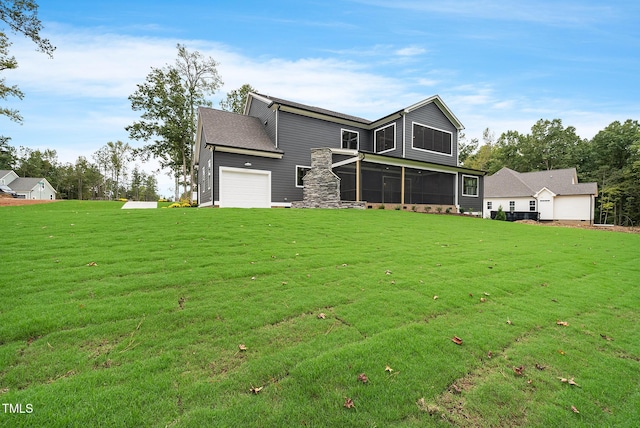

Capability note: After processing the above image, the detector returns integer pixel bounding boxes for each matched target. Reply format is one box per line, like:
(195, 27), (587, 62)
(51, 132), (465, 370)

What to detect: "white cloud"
(395, 46), (426, 56)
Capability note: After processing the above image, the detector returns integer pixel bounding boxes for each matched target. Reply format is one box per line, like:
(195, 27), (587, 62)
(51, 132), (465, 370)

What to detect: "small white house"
(483, 167), (597, 222)
(0, 170), (57, 200)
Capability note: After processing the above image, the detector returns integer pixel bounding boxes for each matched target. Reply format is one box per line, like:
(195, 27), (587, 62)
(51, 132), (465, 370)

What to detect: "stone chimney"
(291, 148), (365, 209)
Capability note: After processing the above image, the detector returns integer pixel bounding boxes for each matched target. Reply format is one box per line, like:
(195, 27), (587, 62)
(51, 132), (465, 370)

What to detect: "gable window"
(296, 165), (311, 188)
(509, 201), (515, 212)
(530, 200), (536, 211)
(487, 201), (492, 210)
(341, 129), (359, 150)
(375, 123), (396, 153)
(462, 175), (479, 197)
(412, 123), (452, 155)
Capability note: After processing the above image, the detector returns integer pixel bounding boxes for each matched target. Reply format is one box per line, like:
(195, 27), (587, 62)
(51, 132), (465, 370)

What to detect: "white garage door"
(219, 167), (271, 208)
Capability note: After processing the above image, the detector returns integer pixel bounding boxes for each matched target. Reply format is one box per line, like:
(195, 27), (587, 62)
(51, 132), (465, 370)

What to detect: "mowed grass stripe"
(1, 201), (639, 427)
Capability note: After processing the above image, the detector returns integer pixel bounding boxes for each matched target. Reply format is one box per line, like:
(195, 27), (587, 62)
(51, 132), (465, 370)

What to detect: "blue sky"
(3, 0), (639, 196)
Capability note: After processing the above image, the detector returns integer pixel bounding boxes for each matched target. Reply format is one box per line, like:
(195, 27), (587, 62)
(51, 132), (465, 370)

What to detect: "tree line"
(460, 118), (640, 226)
(0, 140), (159, 201)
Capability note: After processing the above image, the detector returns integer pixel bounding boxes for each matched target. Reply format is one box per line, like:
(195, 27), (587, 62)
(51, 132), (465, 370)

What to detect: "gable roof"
(198, 107), (282, 155)
(485, 167), (597, 198)
(247, 93), (464, 131)
(8, 177), (56, 193)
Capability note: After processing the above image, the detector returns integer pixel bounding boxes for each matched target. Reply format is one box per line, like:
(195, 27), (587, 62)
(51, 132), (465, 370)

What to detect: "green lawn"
(1, 201), (639, 427)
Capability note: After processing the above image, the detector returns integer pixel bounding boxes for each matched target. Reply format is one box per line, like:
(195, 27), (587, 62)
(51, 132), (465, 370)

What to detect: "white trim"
(411, 121), (454, 157)
(340, 128), (360, 150)
(362, 154), (457, 175)
(275, 108), (279, 148)
(404, 95), (465, 131)
(402, 114), (406, 158)
(295, 165), (311, 188)
(374, 122), (396, 154)
(213, 146), (283, 159)
(461, 174), (479, 197)
(331, 156), (360, 168)
(328, 148), (359, 156)
(271, 202), (292, 208)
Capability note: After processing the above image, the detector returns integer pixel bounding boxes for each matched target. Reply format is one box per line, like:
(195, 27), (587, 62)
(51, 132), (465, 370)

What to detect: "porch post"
(356, 159), (361, 202)
(401, 166), (405, 205)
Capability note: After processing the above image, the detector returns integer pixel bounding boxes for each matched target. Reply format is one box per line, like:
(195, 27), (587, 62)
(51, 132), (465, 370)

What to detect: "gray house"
(195, 93), (485, 210)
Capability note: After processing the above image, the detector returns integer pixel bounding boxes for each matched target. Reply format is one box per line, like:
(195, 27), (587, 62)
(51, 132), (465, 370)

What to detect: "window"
(487, 201), (492, 210)
(462, 175), (479, 197)
(375, 123), (395, 153)
(341, 129), (359, 150)
(412, 123), (452, 155)
(296, 165), (311, 188)
(530, 200), (536, 211)
(509, 201), (515, 212)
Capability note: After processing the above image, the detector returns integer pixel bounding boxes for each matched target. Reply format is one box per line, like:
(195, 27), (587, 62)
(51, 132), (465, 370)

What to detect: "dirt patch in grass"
(0, 196), (60, 206)
(515, 219), (640, 234)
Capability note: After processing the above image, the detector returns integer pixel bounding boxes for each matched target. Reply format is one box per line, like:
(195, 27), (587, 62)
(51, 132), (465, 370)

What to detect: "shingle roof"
(8, 177), (45, 192)
(198, 107), (282, 154)
(254, 93), (371, 125)
(485, 167), (597, 197)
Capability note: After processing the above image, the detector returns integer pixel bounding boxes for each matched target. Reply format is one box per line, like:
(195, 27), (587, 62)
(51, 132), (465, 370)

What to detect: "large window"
(530, 200), (536, 211)
(296, 165), (310, 188)
(462, 175), (479, 197)
(341, 129), (359, 150)
(412, 123), (452, 155)
(375, 123), (395, 153)
(509, 201), (515, 212)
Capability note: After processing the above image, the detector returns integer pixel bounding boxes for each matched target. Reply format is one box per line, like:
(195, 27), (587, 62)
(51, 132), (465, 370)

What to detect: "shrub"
(425, 206), (432, 213)
(395, 205), (402, 211)
(436, 206), (442, 213)
(378, 204), (385, 209)
(445, 207), (451, 214)
(411, 205), (417, 212)
(459, 207), (466, 214)
(495, 205), (507, 221)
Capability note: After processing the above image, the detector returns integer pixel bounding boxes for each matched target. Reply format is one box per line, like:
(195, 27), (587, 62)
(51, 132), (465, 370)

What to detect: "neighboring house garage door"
(219, 167), (271, 208)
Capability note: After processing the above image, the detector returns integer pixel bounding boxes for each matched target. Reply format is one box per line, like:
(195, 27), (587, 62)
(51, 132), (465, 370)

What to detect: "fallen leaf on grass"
(535, 364), (546, 371)
(558, 350), (565, 355)
(506, 319), (513, 325)
(480, 297), (486, 303)
(358, 373), (368, 383)
(385, 269), (392, 275)
(487, 351), (493, 359)
(559, 377), (580, 387)
(556, 320), (569, 326)
(600, 334), (614, 341)
(513, 366), (525, 376)
(450, 384), (462, 394)
(344, 397), (355, 409)
(238, 344), (247, 351)
(483, 292), (490, 296)
(317, 313), (326, 319)
(178, 297), (185, 309)
(250, 385), (263, 394)
(571, 405), (580, 413)
(451, 336), (463, 345)
(86, 261), (98, 266)
(385, 365), (394, 373)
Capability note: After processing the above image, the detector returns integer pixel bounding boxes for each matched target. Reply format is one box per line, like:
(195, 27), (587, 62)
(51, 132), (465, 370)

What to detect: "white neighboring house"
(0, 170), (57, 200)
(483, 167), (597, 222)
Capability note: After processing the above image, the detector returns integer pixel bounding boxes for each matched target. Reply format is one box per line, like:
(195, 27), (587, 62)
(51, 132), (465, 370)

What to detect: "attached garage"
(218, 167), (271, 208)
